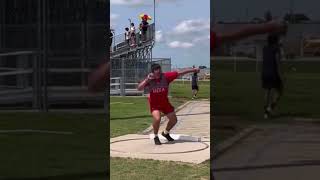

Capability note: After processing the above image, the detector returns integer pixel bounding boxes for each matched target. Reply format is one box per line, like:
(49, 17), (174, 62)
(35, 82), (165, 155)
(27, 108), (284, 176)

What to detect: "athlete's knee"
(168, 114), (177, 123)
(153, 116), (161, 122)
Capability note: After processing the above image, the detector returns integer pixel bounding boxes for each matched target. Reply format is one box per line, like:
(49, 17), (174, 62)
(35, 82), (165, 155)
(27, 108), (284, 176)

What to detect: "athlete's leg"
(161, 111), (177, 141)
(192, 89), (196, 98)
(264, 88), (272, 118)
(264, 89), (272, 109)
(165, 112), (178, 132)
(151, 110), (161, 135)
(271, 86), (282, 110)
(151, 110), (162, 145)
(194, 88), (198, 97)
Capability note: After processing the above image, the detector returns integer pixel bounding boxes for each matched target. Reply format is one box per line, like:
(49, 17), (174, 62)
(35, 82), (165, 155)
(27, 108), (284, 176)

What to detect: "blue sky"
(110, 0), (210, 68)
(213, 0), (320, 22)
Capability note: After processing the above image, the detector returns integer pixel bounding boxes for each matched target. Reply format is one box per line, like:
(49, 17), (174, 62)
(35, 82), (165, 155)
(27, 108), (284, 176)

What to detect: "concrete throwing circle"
(111, 138), (209, 154)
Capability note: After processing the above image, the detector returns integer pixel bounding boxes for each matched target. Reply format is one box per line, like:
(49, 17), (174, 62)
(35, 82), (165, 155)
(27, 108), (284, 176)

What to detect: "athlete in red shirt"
(137, 64), (200, 145)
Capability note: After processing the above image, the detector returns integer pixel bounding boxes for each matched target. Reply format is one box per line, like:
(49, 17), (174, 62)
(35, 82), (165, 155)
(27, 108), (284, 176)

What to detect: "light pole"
(290, 0), (295, 23)
(154, 0), (156, 27)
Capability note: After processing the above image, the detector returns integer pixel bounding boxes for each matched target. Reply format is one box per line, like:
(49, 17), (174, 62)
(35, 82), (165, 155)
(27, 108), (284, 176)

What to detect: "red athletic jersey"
(146, 71), (178, 108)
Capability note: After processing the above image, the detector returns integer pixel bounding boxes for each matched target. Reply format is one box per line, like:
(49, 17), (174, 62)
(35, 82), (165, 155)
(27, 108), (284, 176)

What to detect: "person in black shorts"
(262, 34), (283, 119)
(191, 66), (199, 99)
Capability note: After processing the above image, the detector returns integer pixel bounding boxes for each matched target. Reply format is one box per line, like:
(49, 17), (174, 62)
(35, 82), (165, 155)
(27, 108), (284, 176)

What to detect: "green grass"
(0, 113), (108, 179)
(110, 81), (210, 138)
(110, 81), (210, 180)
(110, 97), (150, 137)
(171, 81), (210, 100)
(214, 71), (320, 119)
(111, 158), (210, 180)
(213, 60), (320, 146)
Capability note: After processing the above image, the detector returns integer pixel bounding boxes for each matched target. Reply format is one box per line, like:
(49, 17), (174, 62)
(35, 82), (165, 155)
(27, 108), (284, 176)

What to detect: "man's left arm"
(178, 68), (200, 76)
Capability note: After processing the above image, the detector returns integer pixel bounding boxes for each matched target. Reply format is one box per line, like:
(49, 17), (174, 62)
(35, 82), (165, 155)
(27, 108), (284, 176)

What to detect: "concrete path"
(214, 122), (320, 180)
(110, 101), (210, 164)
(159, 101), (210, 138)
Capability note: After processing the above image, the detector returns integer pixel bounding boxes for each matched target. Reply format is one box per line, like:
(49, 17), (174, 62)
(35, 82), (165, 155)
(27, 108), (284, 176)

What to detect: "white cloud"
(192, 35), (210, 43)
(173, 19), (210, 35)
(110, 13), (119, 28)
(111, 0), (178, 7)
(155, 30), (164, 43)
(111, 0), (151, 6)
(164, 18), (210, 47)
(168, 41), (194, 48)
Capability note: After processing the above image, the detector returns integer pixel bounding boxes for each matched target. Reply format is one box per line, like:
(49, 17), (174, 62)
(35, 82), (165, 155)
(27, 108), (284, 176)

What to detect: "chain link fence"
(110, 58), (171, 96)
(0, 0), (107, 110)
(111, 23), (155, 53)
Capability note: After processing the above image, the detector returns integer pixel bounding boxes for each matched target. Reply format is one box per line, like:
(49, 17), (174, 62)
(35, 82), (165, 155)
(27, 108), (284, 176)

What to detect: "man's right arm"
(215, 21), (287, 44)
(137, 77), (150, 91)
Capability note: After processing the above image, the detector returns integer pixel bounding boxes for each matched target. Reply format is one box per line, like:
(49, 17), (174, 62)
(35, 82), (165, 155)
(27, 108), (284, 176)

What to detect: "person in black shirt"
(262, 34), (283, 119)
(109, 29), (113, 51)
(191, 66), (199, 99)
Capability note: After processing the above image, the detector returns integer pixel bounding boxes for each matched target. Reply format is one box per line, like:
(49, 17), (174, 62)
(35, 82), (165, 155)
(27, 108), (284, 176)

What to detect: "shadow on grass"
(111, 112), (210, 121)
(272, 112), (313, 119)
(214, 161), (320, 172)
(4, 171), (108, 180)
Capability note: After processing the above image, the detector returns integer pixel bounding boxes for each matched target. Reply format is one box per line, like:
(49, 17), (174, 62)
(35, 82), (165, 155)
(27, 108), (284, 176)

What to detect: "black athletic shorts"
(262, 76), (283, 90)
(192, 85), (199, 90)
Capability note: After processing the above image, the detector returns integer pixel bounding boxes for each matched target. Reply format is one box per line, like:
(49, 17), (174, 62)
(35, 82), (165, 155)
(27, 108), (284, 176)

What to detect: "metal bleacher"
(111, 23), (155, 58)
(110, 23), (156, 96)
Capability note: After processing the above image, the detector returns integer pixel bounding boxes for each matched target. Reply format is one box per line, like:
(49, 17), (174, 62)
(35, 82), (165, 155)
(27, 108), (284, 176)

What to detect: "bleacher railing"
(111, 23), (155, 54)
(110, 57), (171, 96)
(0, 51), (43, 109)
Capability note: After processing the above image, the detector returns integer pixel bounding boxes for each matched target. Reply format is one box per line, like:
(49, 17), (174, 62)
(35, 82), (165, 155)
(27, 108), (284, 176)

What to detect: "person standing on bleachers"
(129, 23), (136, 47)
(125, 27), (130, 46)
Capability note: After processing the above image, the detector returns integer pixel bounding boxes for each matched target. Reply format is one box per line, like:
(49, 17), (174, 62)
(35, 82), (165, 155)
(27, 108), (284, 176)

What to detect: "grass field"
(0, 113), (108, 179)
(213, 59), (320, 145)
(110, 81), (210, 180)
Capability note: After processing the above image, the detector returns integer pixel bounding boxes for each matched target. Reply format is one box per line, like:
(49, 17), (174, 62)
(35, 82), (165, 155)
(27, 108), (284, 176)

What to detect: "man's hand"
(194, 67), (200, 73)
(147, 73), (155, 80)
(265, 20), (288, 35)
(137, 73), (154, 91)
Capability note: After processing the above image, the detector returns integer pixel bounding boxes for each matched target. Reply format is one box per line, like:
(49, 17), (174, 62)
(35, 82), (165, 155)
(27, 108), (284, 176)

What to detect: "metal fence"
(0, 51), (108, 110)
(213, 56), (320, 73)
(111, 23), (155, 54)
(0, 51), (43, 109)
(110, 57), (171, 96)
(0, 0), (107, 110)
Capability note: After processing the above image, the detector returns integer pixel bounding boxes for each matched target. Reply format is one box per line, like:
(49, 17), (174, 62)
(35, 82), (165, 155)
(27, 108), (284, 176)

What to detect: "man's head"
(151, 63), (162, 78)
(125, 27), (129, 31)
(267, 34), (279, 46)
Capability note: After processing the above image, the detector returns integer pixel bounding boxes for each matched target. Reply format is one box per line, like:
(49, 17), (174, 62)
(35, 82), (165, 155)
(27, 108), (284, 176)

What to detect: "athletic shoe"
(271, 102), (277, 111)
(264, 106), (271, 119)
(154, 136), (162, 145)
(161, 131), (175, 141)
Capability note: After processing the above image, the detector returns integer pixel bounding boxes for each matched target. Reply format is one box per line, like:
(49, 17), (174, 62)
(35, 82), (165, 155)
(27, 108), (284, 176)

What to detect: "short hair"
(267, 34), (279, 45)
(125, 27), (129, 31)
(151, 63), (161, 72)
(131, 23), (134, 26)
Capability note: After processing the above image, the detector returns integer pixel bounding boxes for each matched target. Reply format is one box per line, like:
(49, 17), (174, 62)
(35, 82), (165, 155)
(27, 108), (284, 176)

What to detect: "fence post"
(256, 44), (263, 73)
(32, 54), (39, 109)
(233, 55), (237, 73)
(16, 54), (28, 89)
(120, 58), (125, 96)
